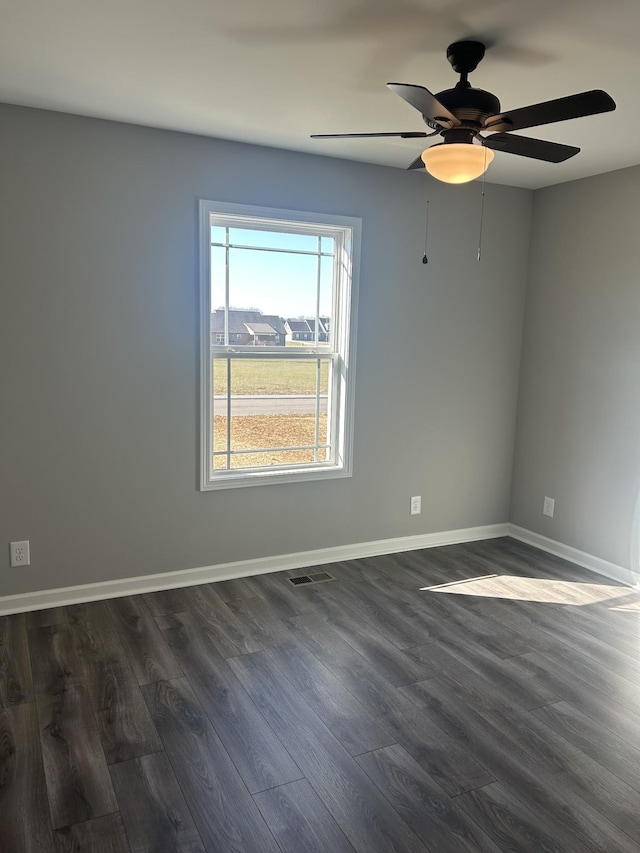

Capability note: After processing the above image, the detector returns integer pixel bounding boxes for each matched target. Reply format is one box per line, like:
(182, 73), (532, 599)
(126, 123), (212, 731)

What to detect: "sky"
(210, 226), (334, 318)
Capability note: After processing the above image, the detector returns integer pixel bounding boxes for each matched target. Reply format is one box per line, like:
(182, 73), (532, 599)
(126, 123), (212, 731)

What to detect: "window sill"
(200, 462), (351, 491)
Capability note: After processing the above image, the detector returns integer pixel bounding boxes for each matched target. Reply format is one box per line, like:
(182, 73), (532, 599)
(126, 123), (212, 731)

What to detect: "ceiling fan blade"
(406, 155), (426, 171)
(484, 90), (616, 133)
(311, 131), (430, 139)
(483, 133), (580, 162)
(387, 83), (460, 128)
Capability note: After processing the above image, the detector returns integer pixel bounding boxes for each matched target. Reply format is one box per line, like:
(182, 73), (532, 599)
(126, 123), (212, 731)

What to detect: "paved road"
(213, 395), (328, 415)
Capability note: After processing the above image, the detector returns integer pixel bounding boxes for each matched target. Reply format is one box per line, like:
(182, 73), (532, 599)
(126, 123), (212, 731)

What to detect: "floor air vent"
(288, 572), (335, 587)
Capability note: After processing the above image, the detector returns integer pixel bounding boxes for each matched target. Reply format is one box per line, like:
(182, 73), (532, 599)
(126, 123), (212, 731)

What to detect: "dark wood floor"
(2, 537), (640, 852)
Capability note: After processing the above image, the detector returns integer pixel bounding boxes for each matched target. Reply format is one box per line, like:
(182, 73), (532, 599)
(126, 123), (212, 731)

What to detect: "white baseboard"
(0, 523), (510, 616)
(508, 524), (637, 588)
(3, 522), (634, 616)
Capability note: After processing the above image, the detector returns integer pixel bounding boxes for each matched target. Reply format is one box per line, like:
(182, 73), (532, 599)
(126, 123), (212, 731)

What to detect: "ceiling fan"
(312, 40), (616, 183)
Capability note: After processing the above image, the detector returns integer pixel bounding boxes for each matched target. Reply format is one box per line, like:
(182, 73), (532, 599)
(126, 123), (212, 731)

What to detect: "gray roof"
(211, 310), (286, 336)
(244, 322), (278, 335)
(285, 318), (330, 334)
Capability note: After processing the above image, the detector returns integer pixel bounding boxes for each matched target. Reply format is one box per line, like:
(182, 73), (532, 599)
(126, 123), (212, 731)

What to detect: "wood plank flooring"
(2, 537), (640, 851)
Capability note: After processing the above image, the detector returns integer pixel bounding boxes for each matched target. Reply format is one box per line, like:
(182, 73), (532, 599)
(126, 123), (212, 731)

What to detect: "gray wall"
(511, 165), (640, 575)
(0, 104), (531, 597)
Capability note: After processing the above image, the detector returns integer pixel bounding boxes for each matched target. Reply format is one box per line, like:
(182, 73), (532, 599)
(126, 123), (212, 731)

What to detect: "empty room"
(2, 1), (640, 851)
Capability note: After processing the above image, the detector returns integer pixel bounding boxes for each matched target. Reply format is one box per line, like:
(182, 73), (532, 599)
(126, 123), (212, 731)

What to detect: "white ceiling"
(1, 0), (638, 189)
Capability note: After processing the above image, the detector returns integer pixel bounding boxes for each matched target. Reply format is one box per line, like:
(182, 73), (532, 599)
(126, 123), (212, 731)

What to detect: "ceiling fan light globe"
(421, 143), (494, 184)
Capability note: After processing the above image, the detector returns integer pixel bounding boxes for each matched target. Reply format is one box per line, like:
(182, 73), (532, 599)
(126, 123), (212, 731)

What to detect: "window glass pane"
(321, 236), (335, 254)
(212, 357), (229, 395)
(218, 357), (328, 395)
(211, 225), (227, 245)
(212, 357), (330, 470)
(317, 359), (330, 460)
(318, 254), (333, 346)
(211, 246), (227, 315)
(212, 358), (229, 468)
(230, 413), (327, 457)
(227, 227), (318, 252)
(227, 248), (319, 319)
(213, 441), (229, 469)
(318, 358), (329, 393)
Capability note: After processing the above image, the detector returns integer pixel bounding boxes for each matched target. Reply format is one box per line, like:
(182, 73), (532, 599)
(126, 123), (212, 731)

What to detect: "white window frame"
(199, 200), (360, 490)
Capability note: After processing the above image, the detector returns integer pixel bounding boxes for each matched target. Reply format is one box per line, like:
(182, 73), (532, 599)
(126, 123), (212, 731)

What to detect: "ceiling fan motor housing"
(435, 85), (501, 129)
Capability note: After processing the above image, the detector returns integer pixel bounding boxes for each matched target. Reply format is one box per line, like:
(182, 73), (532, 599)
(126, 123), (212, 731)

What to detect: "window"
(200, 201), (360, 490)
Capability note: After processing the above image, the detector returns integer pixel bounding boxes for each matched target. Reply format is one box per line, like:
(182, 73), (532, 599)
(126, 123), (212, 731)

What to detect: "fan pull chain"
(422, 199), (430, 265)
(477, 148), (488, 262)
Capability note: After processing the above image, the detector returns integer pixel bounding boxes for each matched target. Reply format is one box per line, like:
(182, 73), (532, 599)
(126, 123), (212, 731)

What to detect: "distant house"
(284, 317), (330, 343)
(285, 319), (313, 342)
(211, 310), (286, 346)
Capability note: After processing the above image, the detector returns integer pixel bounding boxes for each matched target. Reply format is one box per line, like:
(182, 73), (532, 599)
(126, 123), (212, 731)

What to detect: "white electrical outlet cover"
(10, 540), (30, 567)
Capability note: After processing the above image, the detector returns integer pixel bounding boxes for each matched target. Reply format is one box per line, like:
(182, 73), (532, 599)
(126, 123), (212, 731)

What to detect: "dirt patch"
(213, 414), (328, 468)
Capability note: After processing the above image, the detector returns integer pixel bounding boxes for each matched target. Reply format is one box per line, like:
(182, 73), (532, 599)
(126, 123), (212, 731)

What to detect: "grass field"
(213, 357), (329, 396)
(213, 414), (328, 468)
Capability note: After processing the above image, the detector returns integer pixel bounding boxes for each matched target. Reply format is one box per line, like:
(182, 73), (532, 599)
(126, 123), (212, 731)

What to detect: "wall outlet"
(543, 496), (555, 518)
(410, 495), (422, 516)
(10, 540), (30, 567)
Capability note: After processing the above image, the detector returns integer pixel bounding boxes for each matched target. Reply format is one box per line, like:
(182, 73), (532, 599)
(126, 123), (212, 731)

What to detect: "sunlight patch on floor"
(420, 574), (640, 607)
(609, 597), (640, 612)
